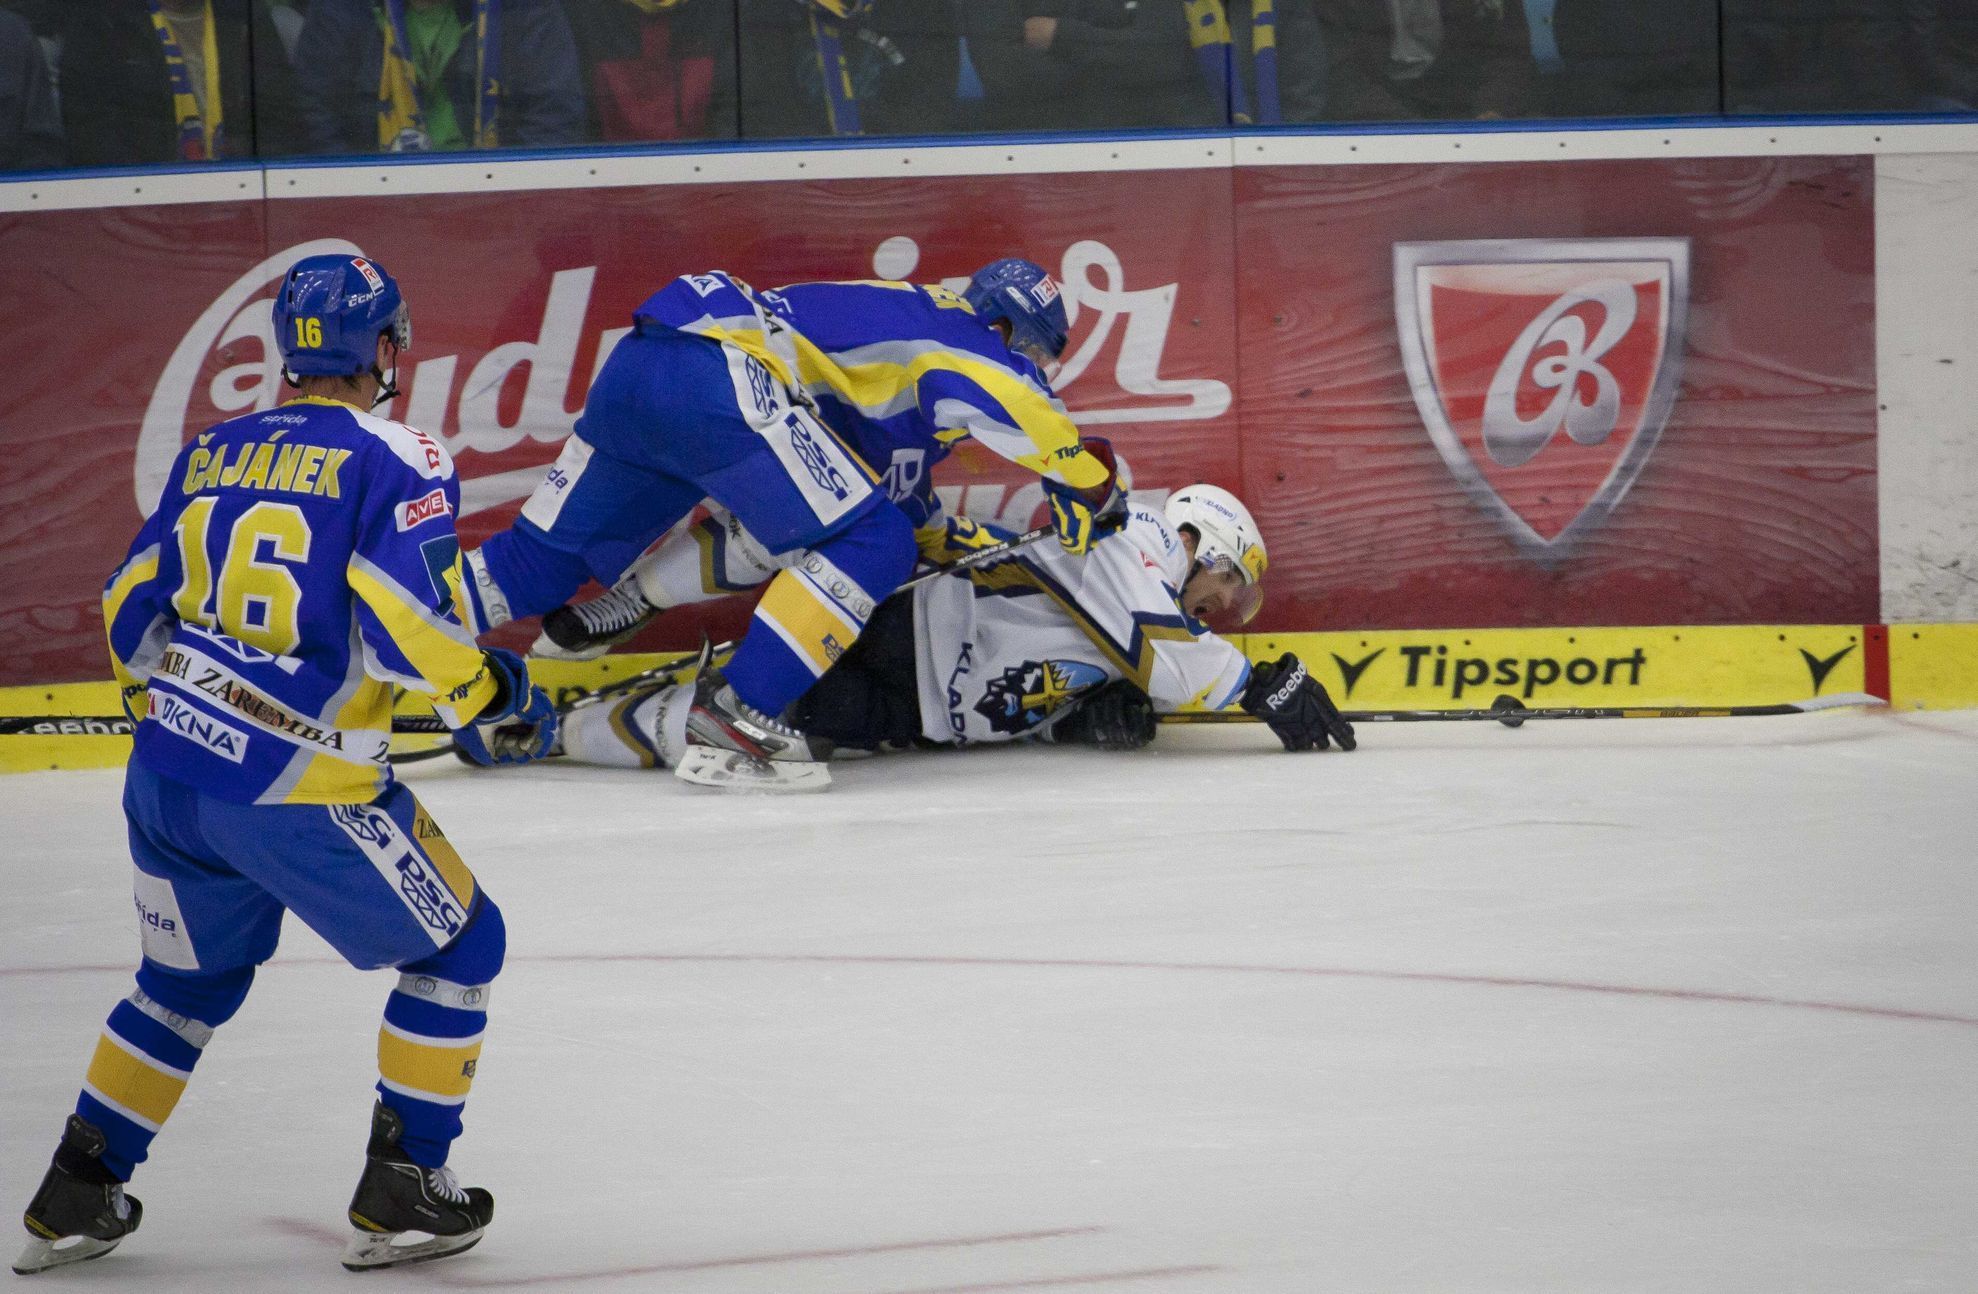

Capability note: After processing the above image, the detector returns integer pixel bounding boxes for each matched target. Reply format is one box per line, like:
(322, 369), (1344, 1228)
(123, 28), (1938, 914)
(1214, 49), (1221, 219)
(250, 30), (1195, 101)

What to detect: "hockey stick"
(1157, 690), (1887, 728)
(385, 525), (1061, 762)
(1, 527), (1065, 748)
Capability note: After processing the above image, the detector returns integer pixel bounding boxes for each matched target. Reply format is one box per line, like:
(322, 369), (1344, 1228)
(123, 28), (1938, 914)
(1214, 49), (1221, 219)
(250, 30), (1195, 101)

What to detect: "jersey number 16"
(171, 499), (312, 656)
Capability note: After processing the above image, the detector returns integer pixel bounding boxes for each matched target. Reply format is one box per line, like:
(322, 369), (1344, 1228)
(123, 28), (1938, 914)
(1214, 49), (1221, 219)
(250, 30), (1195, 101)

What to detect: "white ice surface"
(3, 710), (1977, 1293)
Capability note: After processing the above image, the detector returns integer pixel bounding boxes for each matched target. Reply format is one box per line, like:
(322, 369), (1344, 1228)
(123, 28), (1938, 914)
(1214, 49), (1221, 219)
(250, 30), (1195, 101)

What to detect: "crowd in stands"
(1, 0), (1972, 172)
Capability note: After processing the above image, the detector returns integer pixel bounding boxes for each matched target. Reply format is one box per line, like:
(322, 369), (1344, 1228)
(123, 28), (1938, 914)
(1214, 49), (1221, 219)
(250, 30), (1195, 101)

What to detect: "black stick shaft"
(1159, 693), (1882, 725)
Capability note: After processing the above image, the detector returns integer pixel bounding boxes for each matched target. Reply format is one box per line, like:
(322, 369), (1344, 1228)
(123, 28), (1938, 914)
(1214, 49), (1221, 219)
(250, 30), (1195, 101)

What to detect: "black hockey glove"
(1240, 653), (1356, 752)
(1046, 680), (1157, 750)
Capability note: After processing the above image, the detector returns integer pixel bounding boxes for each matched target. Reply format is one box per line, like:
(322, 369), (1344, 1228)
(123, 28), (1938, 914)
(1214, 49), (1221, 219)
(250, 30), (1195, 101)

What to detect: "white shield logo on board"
(1394, 238), (1690, 560)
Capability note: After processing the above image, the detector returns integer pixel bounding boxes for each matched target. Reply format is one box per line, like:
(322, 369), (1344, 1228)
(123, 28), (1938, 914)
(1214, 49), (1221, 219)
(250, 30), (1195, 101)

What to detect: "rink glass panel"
(4, 2), (1977, 174)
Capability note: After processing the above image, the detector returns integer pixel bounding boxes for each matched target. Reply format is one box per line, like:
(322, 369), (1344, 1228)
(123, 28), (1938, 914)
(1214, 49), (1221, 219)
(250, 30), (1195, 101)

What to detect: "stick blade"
(1787, 692), (1887, 713)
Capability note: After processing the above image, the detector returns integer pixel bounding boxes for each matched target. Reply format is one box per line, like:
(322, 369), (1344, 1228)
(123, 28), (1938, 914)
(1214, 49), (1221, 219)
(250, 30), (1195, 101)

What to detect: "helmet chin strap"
(369, 343), (401, 408)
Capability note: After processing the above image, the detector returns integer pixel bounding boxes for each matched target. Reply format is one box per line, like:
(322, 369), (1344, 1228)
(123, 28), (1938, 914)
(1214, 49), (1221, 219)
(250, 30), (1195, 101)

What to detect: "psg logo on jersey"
(1393, 238), (1691, 561)
(975, 659), (1108, 735)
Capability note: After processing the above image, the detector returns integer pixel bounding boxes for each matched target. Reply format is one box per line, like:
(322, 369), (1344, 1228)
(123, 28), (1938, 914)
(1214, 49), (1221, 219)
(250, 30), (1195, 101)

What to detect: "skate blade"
(673, 745), (831, 793)
(12, 1233), (122, 1275)
(340, 1226), (483, 1272)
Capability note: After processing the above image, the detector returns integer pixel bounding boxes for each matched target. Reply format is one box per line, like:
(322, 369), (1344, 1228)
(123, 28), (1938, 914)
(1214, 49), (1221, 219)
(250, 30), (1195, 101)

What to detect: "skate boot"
(341, 1103), (492, 1272)
(13, 1115), (143, 1275)
(531, 576), (656, 660)
(676, 662), (833, 793)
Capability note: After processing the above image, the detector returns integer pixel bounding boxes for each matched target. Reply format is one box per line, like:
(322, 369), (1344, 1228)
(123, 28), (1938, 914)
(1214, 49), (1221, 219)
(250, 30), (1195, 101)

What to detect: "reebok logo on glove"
(1265, 661), (1308, 711)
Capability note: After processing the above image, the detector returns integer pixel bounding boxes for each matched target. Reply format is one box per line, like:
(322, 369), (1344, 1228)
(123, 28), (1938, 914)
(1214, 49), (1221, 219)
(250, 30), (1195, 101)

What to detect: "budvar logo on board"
(1393, 238), (1690, 561)
(135, 237), (1230, 521)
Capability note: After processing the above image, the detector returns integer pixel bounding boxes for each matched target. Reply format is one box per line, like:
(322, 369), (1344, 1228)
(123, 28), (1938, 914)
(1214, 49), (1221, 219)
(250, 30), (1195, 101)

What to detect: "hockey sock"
(636, 511), (783, 606)
(722, 503), (914, 717)
(559, 684), (688, 769)
(75, 962), (254, 1181)
(376, 899), (504, 1168)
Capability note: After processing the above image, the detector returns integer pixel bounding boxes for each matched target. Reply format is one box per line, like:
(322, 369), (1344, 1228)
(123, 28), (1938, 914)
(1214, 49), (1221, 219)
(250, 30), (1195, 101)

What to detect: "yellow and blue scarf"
(377, 0), (501, 151)
(1185, 0), (1281, 125)
(802, 0), (871, 136)
(147, 0), (224, 160)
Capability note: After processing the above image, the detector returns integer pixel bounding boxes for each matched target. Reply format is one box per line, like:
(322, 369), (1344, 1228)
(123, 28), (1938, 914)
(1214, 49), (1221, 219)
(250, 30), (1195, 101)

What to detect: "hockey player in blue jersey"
(463, 258), (1126, 790)
(12, 255), (557, 1276)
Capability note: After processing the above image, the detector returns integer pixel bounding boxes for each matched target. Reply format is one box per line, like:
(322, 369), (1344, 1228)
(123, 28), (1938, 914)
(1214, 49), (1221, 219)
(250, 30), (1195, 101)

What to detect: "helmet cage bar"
(1182, 552), (1266, 631)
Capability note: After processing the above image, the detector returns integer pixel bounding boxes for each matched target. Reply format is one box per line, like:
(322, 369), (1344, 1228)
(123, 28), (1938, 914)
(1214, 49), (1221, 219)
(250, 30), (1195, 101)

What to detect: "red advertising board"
(0, 154), (1876, 685)
(1235, 155), (1878, 629)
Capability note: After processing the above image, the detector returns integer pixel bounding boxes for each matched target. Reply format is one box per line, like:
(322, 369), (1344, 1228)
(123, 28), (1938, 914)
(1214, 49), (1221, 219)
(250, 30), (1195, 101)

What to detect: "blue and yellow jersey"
(102, 398), (499, 806)
(632, 272), (1110, 525)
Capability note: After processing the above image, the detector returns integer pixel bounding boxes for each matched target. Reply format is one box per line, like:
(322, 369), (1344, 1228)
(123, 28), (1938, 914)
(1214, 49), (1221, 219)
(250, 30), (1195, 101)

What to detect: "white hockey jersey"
(911, 505), (1252, 746)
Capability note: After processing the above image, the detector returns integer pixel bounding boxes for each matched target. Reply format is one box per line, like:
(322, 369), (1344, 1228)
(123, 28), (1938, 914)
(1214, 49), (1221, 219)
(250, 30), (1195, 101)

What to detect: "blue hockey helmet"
(964, 257), (1070, 370)
(273, 254), (411, 380)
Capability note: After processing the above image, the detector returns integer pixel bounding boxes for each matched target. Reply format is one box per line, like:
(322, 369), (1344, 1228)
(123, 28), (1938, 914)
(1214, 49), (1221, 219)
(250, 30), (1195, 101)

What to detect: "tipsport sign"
(1273, 625), (1873, 710)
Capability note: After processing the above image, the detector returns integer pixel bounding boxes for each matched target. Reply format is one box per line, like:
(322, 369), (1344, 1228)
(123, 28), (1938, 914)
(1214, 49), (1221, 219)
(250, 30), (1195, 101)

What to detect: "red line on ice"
(437, 1225), (1108, 1289)
(6, 951), (1976, 1029)
(872, 1265), (1225, 1293)
(531, 951), (1978, 1029)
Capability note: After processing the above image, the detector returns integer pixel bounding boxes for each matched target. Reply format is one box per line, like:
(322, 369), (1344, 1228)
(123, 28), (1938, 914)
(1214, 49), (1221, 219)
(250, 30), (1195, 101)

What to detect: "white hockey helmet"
(1165, 484), (1267, 627)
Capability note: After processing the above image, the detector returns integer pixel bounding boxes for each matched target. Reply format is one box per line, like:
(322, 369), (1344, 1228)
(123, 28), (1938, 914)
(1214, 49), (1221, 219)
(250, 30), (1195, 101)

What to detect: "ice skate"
(676, 661), (832, 793)
(531, 576), (657, 661)
(13, 1116), (142, 1275)
(341, 1103), (492, 1272)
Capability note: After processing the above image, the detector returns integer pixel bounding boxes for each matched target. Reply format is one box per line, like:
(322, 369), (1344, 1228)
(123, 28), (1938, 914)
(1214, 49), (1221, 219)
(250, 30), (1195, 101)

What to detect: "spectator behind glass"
(734, 0), (960, 138)
(1725, 0), (1978, 114)
(1541, 0), (1718, 118)
(1316, 0), (1540, 122)
(293, 0), (584, 155)
(53, 0), (301, 167)
(965, 0), (1205, 131)
(0, 4), (61, 169)
(563, 0), (738, 141)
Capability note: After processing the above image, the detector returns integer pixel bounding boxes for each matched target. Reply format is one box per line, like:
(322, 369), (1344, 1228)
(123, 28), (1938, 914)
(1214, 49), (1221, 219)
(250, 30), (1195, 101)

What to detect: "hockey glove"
(1043, 437), (1128, 555)
(1240, 653), (1357, 753)
(1045, 680), (1158, 750)
(453, 648), (558, 767)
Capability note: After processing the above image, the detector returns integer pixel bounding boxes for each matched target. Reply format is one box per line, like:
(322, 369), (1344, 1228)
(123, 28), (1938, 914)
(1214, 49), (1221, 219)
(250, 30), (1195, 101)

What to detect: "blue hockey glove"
(453, 648), (557, 767)
(1043, 437), (1128, 555)
(1240, 653), (1356, 752)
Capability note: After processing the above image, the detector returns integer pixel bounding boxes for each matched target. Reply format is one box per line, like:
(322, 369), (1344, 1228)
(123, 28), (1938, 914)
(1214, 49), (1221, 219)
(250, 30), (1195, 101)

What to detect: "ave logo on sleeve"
(395, 488), (452, 531)
(1393, 238), (1690, 562)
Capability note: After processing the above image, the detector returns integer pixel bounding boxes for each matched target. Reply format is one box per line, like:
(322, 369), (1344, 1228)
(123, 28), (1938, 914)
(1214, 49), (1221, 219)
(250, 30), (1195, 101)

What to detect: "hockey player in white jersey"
(550, 485), (1357, 769)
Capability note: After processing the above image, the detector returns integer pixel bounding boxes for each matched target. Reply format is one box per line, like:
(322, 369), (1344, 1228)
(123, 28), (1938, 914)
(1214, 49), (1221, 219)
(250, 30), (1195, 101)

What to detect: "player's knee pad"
(403, 896), (506, 986)
(811, 498), (917, 600)
(134, 959), (256, 1028)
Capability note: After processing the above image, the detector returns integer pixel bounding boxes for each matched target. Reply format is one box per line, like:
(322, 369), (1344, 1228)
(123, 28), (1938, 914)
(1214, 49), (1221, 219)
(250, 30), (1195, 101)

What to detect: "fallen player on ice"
(540, 484), (1358, 776)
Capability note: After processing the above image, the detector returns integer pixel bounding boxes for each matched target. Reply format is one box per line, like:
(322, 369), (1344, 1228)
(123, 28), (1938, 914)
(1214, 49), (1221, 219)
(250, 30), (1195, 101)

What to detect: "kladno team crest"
(975, 660), (1109, 735)
(1393, 237), (1691, 560)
